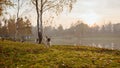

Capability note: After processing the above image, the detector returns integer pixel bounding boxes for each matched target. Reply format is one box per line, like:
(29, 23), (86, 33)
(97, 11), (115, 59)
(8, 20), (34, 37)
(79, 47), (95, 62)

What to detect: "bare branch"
(42, 0), (47, 7)
(31, 0), (36, 6)
(43, 4), (58, 12)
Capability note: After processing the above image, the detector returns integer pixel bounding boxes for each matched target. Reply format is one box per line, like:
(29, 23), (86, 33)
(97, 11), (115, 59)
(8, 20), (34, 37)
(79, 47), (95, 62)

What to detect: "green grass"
(0, 40), (120, 68)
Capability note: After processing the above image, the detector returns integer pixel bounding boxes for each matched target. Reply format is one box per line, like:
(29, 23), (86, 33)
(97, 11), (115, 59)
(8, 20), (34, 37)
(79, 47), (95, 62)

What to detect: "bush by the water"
(0, 40), (120, 68)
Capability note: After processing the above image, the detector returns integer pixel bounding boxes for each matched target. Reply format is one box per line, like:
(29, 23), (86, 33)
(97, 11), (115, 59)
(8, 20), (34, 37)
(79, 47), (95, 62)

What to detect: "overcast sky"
(54, 0), (120, 28)
(6, 0), (120, 29)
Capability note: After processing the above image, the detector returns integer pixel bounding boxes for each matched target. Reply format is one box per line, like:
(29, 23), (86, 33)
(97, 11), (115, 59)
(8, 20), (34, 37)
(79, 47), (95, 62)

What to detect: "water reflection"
(52, 38), (120, 50)
(81, 42), (120, 50)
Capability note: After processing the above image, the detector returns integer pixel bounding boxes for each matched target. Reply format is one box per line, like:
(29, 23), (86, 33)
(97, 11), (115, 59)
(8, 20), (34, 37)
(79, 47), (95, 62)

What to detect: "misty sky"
(54, 0), (120, 28)
(5, 0), (120, 29)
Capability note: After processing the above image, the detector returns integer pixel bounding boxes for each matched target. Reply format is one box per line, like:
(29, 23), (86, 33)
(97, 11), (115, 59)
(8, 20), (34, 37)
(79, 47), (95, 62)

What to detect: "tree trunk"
(36, 0), (42, 44)
(39, 0), (43, 43)
(15, 0), (20, 41)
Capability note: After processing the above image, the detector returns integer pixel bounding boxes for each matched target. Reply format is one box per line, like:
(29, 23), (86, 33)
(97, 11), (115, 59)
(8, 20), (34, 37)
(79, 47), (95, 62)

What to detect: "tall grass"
(0, 40), (120, 68)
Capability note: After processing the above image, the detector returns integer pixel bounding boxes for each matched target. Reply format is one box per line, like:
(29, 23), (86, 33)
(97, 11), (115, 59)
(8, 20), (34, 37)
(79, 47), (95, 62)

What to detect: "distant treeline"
(41, 21), (120, 38)
(0, 17), (32, 40)
(1, 18), (120, 40)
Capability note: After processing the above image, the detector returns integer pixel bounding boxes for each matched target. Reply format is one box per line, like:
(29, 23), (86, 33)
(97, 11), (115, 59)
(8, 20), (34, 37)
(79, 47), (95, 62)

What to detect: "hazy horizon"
(53, 0), (120, 28)
(3, 0), (120, 29)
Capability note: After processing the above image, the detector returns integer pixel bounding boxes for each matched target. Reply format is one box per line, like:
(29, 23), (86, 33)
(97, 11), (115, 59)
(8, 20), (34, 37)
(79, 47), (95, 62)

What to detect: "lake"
(51, 37), (120, 50)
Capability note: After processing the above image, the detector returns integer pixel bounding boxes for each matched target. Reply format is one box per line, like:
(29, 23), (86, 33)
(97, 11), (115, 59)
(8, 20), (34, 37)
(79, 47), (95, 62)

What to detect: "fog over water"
(32, 22), (120, 50)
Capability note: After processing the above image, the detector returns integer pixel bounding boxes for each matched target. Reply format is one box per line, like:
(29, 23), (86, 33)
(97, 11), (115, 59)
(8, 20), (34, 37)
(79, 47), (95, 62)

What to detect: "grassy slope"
(0, 40), (120, 68)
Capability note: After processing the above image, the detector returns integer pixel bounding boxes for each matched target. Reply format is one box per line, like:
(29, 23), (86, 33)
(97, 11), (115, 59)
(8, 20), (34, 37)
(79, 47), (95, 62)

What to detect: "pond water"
(52, 37), (120, 50)
(80, 42), (120, 50)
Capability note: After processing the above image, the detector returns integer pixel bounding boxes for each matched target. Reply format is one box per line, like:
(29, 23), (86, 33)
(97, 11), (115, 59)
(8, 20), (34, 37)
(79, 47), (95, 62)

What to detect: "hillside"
(0, 40), (120, 68)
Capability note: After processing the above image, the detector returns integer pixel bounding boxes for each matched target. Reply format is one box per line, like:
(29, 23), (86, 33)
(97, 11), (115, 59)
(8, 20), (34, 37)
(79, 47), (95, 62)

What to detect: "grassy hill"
(0, 40), (120, 68)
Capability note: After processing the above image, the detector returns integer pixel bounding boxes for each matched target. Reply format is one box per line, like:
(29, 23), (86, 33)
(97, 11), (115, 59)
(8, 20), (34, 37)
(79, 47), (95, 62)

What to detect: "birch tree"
(32, 0), (77, 44)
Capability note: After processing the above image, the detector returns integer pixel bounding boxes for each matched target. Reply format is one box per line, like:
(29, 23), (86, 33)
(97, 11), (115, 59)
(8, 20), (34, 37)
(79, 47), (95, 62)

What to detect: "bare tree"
(35, 0), (42, 43)
(15, 0), (20, 40)
(14, 0), (32, 41)
(32, 0), (77, 44)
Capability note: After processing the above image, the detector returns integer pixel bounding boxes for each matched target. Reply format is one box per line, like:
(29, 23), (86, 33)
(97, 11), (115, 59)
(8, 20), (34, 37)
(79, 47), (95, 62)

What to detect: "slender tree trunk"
(15, 0), (20, 41)
(35, 0), (42, 44)
(39, 0), (43, 43)
(35, 0), (39, 43)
